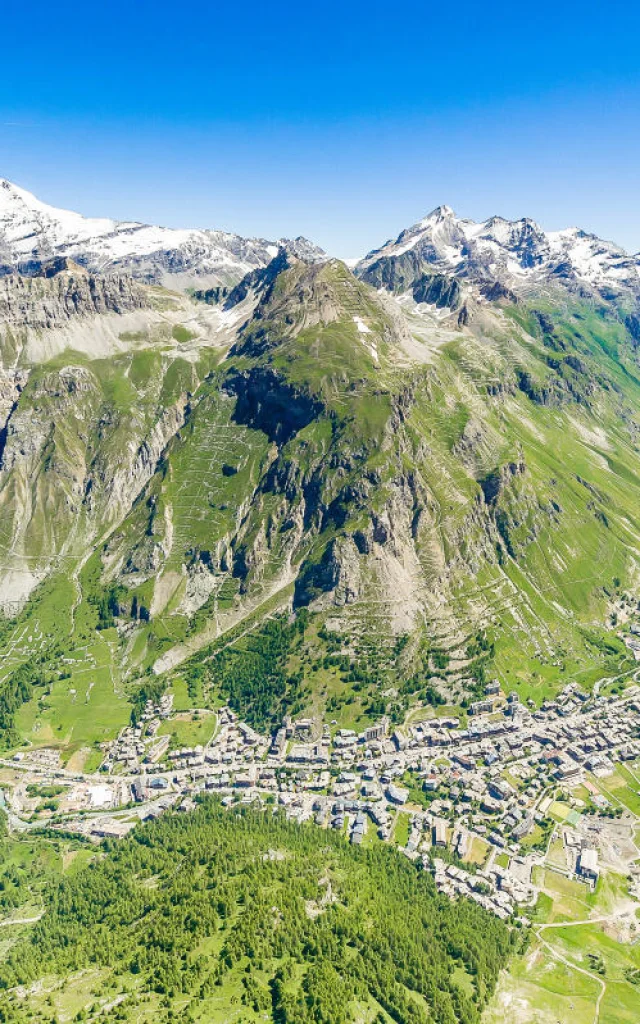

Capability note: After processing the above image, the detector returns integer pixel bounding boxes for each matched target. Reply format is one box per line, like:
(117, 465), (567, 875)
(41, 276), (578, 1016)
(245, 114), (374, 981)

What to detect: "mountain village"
(2, 178), (640, 1018)
(2, 677), (640, 926)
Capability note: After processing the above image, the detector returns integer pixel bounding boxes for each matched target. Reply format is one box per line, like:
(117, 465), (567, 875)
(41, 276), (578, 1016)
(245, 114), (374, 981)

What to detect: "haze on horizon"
(1, 0), (639, 259)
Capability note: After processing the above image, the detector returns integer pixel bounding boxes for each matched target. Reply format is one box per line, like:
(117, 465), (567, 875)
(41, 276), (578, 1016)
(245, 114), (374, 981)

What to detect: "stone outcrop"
(0, 261), (147, 331)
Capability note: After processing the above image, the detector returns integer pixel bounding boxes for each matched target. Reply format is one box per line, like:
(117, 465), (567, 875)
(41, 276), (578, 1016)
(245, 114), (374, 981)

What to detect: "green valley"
(1, 187), (640, 1024)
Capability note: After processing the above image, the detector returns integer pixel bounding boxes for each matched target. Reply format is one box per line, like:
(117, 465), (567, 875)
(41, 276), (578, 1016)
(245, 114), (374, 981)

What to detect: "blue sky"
(1, 0), (640, 257)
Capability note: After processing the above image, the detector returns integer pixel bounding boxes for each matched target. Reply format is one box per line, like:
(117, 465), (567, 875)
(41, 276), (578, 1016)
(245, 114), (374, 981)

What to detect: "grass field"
(464, 835), (490, 866)
(13, 628), (129, 764)
(519, 822), (550, 851)
(546, 835), (569, 871)
(486, 857), (639, 1023)
(393, 812), (411, 847)
(590, 769), (640, 817)
(157, 711), (218, 749)
(549, 800), (573, 822)
(484, 948), (603, 1024)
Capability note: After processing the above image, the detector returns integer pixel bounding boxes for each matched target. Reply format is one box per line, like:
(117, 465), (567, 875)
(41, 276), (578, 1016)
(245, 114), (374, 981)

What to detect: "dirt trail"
(536, 930), (605, 1024)
(0, 911), (43, 927)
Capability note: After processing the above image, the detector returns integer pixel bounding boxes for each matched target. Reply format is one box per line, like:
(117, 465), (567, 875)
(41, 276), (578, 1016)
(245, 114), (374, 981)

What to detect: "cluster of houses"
(21, 674), (638, 920)
(101, 694), (174, 771)
(433, 856), (536, 921)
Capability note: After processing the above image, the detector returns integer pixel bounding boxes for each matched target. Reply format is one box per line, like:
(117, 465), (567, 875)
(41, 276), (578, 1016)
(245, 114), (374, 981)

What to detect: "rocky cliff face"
(0, 260), (147, 331)
(0, 368), (26, 435)
(0, 340), (195, 611)
(358, 249), (462, 309)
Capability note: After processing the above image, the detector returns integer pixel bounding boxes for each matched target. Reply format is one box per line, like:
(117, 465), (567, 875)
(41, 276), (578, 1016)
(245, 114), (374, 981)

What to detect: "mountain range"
(358, 204), (640, 298)
(3, 179), (640, 299)
(1, 179), (640, 748)
(0, 178), (324, 289)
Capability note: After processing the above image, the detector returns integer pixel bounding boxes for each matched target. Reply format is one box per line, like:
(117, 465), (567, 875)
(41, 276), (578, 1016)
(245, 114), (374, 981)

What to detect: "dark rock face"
(551, 259), (574, 279)
(479, 461), (526, 505)
(223, 249), (290, 310)
(358, 250), (463, 311)
(457, 304), (471, 327)
(515, 369), (562, 406)
(564, 354), (588, 374)
(506, 218), (548, 268)
(293, 536), (361, 608)
(358, 250), (429, 294)
(412, 273), (461, 310)
(226, 368), (323, 444)
(0, 397), (18, 469)
(17, 256), (80, 278)
(294, 541), (342, 605)
(533, 310), (556, 337)
(480, 280), (518, 305)
(626, 311), (640, 346)
(190, 285), (229, 305)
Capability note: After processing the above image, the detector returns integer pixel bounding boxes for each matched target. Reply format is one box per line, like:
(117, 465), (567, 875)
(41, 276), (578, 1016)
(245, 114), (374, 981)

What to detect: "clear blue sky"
(1, 0), (640, 257)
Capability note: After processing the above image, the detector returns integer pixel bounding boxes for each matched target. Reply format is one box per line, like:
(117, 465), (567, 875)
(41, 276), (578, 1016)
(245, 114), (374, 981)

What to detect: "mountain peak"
(0, 177), (40, 211)
(357, 205), (640, 298)
(420, 204), (457, 224)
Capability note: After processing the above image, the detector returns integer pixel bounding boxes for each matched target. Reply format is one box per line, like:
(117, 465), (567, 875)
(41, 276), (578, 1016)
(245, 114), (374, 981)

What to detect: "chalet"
(387, 784), (409, 805)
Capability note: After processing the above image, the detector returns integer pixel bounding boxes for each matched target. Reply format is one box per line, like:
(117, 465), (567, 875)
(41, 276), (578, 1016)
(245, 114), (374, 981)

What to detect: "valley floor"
(0, 677), (639, 1022)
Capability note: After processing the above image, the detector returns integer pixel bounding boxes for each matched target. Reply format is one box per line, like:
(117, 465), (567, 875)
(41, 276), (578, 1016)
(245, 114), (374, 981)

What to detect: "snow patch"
(353, 315), (371, 334)
(352, 316), (378, 363)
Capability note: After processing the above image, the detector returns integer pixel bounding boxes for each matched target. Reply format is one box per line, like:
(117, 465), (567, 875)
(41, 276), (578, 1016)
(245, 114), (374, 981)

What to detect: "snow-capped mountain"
(0, 179), (324, 289)
(2, 179), (638, 304)
(357, 205), (640, 299)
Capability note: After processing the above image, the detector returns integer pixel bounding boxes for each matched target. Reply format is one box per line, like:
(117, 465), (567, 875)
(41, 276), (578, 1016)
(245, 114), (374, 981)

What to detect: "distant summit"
(357, 206), (640, 299)
(0, 179), (323, 290)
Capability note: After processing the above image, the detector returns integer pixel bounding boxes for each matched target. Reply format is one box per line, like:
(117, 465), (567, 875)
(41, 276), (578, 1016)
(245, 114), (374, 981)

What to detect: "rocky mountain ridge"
(0, 179), (324, 290)
(0, 258), (148, 332)
(356, 204), (640, 306)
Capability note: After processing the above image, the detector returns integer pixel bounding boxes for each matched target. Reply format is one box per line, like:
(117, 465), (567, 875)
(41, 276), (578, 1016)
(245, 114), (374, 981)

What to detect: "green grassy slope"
(2, 262), (640, 750)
